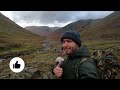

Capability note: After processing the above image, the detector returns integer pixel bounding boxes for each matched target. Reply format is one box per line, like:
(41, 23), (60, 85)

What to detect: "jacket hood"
(68, 45), (90, 60)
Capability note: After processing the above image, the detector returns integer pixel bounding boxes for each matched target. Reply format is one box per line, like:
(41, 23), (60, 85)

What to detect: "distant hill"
(54, 19), (96, 34)
(25, 26), (60, 36)
(51, 11), (120, 41)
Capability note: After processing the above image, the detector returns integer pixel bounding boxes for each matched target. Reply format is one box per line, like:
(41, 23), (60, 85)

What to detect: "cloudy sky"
(0, 11), (114, 28)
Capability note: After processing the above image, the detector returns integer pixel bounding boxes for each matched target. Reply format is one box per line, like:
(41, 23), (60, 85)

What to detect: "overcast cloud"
(0, 11), (114, 27)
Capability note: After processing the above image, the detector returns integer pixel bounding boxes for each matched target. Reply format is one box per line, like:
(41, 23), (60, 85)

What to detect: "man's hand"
(53, 63), (63, 78)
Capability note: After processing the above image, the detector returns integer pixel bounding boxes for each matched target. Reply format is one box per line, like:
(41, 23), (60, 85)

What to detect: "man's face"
(62, 38), (78, 55)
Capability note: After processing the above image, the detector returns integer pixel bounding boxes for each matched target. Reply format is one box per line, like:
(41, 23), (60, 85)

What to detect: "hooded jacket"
(61, 45), (100, 79)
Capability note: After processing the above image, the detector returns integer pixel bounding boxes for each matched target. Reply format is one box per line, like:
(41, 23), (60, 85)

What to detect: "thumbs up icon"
(9, 57), (25, 73)
(13, 61), (21, 69)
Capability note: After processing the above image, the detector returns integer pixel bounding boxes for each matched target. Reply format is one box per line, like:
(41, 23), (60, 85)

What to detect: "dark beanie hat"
(61, 30), (81, 47)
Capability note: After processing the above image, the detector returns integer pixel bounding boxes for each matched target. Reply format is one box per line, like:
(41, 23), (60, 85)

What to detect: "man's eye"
(67, 40), (72, 42)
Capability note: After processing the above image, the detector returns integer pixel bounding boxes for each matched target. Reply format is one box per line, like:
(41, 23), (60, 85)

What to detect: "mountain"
(51, 11), (120, 41)
(0, 13), (45, 58)
(50, 27), (60, 31)
(25, 26), (60, 36)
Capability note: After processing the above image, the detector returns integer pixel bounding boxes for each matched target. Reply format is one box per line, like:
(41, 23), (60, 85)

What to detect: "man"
(52, 30), (100, 79)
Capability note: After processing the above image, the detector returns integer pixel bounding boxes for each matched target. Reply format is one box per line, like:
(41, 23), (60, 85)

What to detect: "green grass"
(83, 40), (120, 61)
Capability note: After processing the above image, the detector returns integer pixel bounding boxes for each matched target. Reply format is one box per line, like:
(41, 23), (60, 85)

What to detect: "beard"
(63, 46), (78, 55)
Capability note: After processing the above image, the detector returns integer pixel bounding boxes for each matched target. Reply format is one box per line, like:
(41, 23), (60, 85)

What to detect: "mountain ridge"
(49, 11), (120, 41)
(25, 26), (60, 36)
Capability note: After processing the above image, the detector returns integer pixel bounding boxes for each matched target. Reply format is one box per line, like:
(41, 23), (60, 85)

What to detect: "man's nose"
(62, 41), (68, 47)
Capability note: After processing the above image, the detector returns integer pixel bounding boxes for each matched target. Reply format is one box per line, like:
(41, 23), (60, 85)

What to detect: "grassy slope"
(0, 13), (46, 59)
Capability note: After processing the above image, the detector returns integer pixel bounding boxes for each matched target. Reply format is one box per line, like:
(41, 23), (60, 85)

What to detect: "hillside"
(25, 26), (60, 36)
(51, 11), (120, 41)
(0, 12), (45, 59)
(80, 11), (120, 41)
